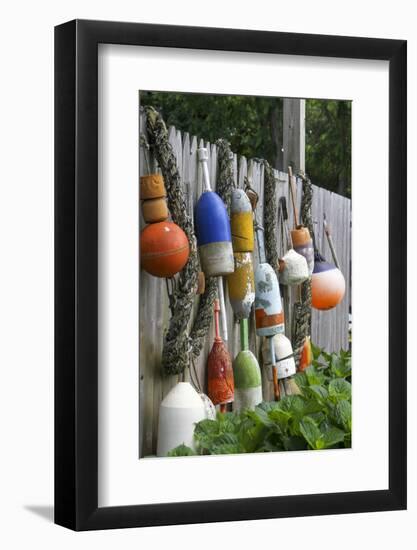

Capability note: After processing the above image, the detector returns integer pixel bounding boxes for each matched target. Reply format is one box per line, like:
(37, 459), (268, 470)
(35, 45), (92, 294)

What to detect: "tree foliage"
(140, 91), (351, 198)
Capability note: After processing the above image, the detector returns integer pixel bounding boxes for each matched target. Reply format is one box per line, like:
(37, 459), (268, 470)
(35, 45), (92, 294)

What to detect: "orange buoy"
(140, 173), (166, 200)
(141, 197), (169, 223)
(311, 253), (345, 310)
(140, 221), (189, 278)
(207, 299), (234, 408)
(299, 336), (313, 371)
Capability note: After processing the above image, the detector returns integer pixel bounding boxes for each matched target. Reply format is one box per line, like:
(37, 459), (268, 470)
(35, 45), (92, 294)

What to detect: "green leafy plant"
(168, 347), (351, 456)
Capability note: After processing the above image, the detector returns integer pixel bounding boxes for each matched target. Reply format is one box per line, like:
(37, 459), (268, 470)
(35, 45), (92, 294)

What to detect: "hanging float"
(156, 382), (207, 457)
(311, 252), (345, 310)
(140, 221), (190, 278)
(195, 148), (234, 277)
(139, 161), (190, 278)
(299, 335), (313, 371)
(233, 319), (263, 411)
(226, 187), (260, 411)
(277, 196), (309, 285)
(311, 213), (346, 310)
(140, 173), (169, 223)
(254, 224), (285, 400)
(207, 299), (234, 411)
(288, 167), (314, 274)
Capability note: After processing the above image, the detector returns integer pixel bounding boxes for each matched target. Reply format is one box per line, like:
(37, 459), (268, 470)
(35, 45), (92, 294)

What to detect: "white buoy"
(157, 382), (207, 457)
(261, 333), (296, 381)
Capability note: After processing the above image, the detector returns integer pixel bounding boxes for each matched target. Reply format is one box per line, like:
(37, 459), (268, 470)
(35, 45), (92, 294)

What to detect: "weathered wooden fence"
(139, 111), (351, 457)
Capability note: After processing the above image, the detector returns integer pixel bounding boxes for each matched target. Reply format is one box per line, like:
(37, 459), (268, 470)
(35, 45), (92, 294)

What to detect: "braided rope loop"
(145, 107), (199, 375)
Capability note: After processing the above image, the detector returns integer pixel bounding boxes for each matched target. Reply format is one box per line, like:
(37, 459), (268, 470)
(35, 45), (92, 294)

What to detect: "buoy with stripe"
(254, 225), (285, 337)
(207, 299), (234, 411)
(195, 148), (234, 277)
(261, 333), (301, 397)
(156, 382), (207, 456)
(288, 167), (314, 274)
(311, 252), (345, 310)
(233, 318), (263, 412)
(254, 224), (285, 400)
(140, 221), (190, 278)
(230, 188), (254, 252)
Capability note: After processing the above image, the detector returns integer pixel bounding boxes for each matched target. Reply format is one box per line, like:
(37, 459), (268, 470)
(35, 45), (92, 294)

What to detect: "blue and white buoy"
(195, 148), (234, 277)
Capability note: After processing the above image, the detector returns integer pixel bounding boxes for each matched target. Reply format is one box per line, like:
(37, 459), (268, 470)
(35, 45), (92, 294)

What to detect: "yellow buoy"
(227, 252), (255, 319)
(230, 189), (254, 252)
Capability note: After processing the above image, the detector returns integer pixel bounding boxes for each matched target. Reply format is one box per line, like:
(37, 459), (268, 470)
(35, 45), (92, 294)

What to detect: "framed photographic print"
(55, 19), (407, 530)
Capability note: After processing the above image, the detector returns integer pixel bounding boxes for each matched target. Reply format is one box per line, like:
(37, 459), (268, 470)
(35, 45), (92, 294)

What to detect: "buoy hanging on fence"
(299, 336), (313, 371)
(311, 252), (345, 310)
(278, 197), (309, 285)
(156, 382), (207, 456)
(140, 173), (169, 223)
(261, 334), (301, 397)
(254, 226), (285, 337)
(254, 224), (285, 401)
(195, 148), (234, 277)
(262, 334), (296, 380)
(233, 318), (263, 412)
(288, 167), (314, 274)
(230, 188), (254, 252)
(140, 221), (190, 278)
(207, 299), (234, 411)
(227, 252), (255, 320)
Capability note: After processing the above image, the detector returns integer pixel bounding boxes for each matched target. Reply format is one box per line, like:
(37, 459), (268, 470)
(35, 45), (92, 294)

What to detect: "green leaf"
(328, 378), (351, 402)
(293, 371), (308, 390)
(333, 400), (352, 431)
(330, 353), (352, 379)
(282, 435), (307, 451)
(194, 419), (219, 437)
(310, 342), (322, 360)
(167, 444), (196, 457)
(304, 384), (329, 404)
(305, 365), (327, 386)
(210, 443), (242, 455)
(320, 426), (346, 448)
(299, 417), (322, 449)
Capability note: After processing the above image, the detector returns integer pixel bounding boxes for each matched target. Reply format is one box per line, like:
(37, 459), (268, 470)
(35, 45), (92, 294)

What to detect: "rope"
(189, 138), (235, 359)
(299, 171), (316, 251)
(215, 138), (235, 211)
(292, 171), (314, 367)
(263, 161), (279, 277)
(145, 106), (199, 375)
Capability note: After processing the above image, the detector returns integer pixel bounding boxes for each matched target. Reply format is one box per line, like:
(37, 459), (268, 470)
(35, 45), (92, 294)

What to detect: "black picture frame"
(55, 19), (407, 531)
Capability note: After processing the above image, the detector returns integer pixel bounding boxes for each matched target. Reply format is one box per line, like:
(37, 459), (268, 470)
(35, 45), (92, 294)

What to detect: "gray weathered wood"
(283, 98), (306, 173)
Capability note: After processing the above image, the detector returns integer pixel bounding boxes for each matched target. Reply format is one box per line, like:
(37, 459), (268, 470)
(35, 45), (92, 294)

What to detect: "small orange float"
(140, 221), (189, 278)
(299, 336), (313, 371)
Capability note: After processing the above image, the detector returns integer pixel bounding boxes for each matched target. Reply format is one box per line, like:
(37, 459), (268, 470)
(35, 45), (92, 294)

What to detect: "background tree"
(140, 91), (351, 198)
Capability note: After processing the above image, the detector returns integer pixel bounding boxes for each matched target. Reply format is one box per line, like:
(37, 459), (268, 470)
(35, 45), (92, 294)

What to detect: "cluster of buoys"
(140, 173), (190, 278)
(143, 148), (347, 455)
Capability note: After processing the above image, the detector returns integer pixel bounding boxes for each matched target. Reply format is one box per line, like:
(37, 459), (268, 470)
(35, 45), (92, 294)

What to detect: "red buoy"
(140, 221), (189, 278)
(207, 299), (234, 408)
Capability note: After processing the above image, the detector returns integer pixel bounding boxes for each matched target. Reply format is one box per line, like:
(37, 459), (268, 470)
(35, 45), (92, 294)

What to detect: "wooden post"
(282, 98), (306, 173)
